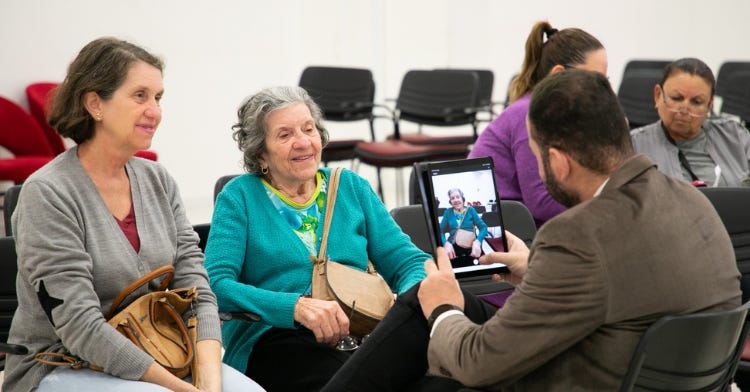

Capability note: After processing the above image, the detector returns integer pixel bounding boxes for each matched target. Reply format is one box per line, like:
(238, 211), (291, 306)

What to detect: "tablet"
(414, 157), (509, 278)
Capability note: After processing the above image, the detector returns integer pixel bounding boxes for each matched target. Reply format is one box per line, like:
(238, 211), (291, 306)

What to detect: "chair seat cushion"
(355, 140), (468, 167)
(387, 133), (475, 146)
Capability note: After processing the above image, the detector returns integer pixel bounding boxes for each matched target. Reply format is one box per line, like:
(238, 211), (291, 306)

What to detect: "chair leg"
(375, 167), (384, 200)
(395, 168), (405, 206)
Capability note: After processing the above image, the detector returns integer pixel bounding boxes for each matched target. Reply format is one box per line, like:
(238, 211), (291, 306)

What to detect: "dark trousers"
(451, 243), (477, 268)
(246, 327), (352, 392)
(321, 284), (497, 392)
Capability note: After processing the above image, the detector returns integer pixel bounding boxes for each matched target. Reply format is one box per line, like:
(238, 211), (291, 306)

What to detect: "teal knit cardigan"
(205, 168), (428, 373)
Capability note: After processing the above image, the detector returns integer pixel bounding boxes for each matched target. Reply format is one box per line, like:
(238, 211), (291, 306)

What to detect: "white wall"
(2, 0), (749, 224)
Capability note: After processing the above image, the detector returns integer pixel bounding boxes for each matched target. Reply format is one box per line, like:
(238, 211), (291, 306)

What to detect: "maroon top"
(114, 205), (140, 252)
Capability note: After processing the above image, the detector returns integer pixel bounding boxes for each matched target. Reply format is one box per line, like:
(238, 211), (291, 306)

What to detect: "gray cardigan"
(630, 118), (750, 187)
(3, 148), (221, 392)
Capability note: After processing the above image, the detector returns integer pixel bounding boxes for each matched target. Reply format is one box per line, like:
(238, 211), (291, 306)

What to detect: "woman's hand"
(470, 240), (482, 258)
(294, 297), (349, 345)
(443, 242), (457, 259)
(194, 339), (223, 392)
(141, 362), (201, 392)
(478, 230), (529, 285)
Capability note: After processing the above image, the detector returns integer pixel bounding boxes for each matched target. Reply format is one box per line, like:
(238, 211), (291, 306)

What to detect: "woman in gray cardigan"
(2, 38), (264, 392)
(630, 57), (750, 187)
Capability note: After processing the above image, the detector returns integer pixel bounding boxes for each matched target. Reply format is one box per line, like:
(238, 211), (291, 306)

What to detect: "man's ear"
(83, 91), (102, 118)
(548, 64), (566, 75)
(547, 147), (572, 181)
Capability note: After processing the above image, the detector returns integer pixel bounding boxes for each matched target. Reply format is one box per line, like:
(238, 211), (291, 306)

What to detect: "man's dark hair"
(528, 69), (633, 174)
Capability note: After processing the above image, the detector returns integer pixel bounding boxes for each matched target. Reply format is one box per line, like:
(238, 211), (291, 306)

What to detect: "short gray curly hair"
(232, 86), (329, 174)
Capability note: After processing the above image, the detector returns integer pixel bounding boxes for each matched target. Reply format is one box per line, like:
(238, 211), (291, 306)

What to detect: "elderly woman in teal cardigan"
(439, 188), (488, 268)
(204, 86), (428, 392)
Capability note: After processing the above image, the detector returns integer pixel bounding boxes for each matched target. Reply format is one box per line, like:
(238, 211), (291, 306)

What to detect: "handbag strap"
(315, 168), (378, 274)
(318, 167), (343, 260)
(106, 265), (174, 319)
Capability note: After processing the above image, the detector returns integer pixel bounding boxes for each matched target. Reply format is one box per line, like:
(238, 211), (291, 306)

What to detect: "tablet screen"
(415, 157), (509, 278)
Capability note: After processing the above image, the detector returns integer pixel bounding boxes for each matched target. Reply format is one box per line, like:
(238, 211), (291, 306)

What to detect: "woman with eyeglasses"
(631, 57), (750, 187)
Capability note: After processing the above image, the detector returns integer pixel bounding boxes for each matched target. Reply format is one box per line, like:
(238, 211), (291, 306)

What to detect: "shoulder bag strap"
(318, 167), (343, 260)
(106, 265), (175, 319)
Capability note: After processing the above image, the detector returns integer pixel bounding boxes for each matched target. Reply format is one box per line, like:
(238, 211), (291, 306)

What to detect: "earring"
(95, 112), (102, 121)
(261, 166), (269, 175)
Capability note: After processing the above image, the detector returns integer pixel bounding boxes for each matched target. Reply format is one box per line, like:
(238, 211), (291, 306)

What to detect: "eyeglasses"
(660, 88), (711, 118)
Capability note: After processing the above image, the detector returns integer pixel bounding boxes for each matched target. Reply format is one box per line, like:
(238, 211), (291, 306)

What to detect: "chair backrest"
(619, 301), (750, 392)
(699, 187), (750, 302)
(213, 174), (240, 204)
(3, 184), (22, 236)
(193, 223), (210, 253)
(0, 236), (19, 344)
(0, 96), (55, 157)
(25, 82), (66, 155)
(436, 69), (494, 109)
(498, 200), (536, 247)
(617, 60), (672, 129)
(718, 69), (750, 124)
(390, 204), (433, 254)
(716, 62), (750, 101)
(395, 69), (480, 138)
(299, 66), (376, 135)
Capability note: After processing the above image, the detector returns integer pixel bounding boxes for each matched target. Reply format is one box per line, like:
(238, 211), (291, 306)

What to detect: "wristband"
(427, 304), (463, 330)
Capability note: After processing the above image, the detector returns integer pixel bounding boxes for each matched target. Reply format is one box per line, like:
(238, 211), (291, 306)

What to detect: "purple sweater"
(468, 94), (565, 227)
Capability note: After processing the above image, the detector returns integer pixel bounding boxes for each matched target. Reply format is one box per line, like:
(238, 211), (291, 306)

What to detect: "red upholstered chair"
(0, 97), (55, 184)
(25, 82), (66, 155)
(25, 82), (159, 161)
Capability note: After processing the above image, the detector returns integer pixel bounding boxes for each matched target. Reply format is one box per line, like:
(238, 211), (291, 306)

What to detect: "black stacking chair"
(458, 302), (750, 392)
(715, 62), (750, 125)
(3, 184), (22, 236)
(389, 204), (432, 254)
(0, 236), (29, 369)
(716, 62), (750, 106)
(355, 70), (479, 200)
(699, 187), (750, 302)
(495, 200), (536, 247)
(213, 174), (240, 204)
(699, 187), (750, 387)
(618, 301), (750, 392)
(299, 66), (382, 167)
(436, 69), (496, 124)
(385, 69), (481, 146)
(617, 60), (672, 129)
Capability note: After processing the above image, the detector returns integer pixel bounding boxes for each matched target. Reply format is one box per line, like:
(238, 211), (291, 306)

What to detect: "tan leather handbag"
(36, 265), (200, 385)
(310, 168), (395, 338)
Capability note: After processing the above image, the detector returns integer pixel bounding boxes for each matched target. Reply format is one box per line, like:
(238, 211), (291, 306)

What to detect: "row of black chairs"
(299, 66), (496, 201)
(618, 59), (750, 129)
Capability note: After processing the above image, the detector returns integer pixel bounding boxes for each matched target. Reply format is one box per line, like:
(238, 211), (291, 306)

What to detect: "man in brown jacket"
(321, 69), (741, 392)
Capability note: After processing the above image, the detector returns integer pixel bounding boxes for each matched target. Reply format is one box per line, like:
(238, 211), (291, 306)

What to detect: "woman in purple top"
(469, 21), (608, 227)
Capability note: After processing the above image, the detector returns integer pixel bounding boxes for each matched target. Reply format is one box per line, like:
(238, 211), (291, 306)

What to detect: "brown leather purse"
(310, 168), (395, 338)
(36, 265), (200, 384)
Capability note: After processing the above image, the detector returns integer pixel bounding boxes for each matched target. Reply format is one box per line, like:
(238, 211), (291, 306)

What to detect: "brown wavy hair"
(48, 37), (163, 144)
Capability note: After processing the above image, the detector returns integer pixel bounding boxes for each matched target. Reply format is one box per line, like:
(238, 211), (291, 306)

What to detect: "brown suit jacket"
(427, 154), (742, 391)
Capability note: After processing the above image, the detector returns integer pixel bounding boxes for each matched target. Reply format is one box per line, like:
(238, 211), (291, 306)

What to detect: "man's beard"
(542, 154), (581, 208)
